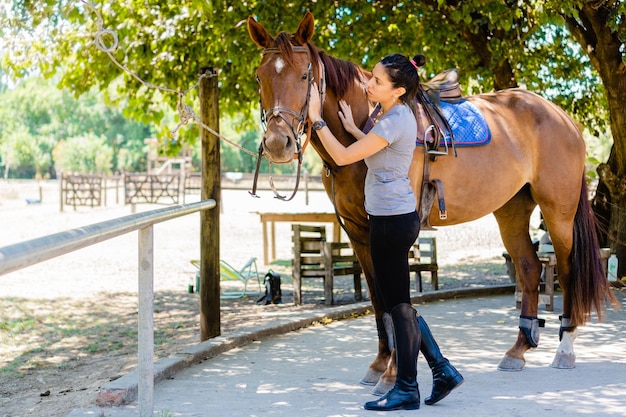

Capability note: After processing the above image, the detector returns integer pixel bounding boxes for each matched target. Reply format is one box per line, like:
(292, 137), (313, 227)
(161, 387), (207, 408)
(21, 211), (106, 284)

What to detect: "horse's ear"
(248, 16), (274, 48)
(294, 11), (315, 44)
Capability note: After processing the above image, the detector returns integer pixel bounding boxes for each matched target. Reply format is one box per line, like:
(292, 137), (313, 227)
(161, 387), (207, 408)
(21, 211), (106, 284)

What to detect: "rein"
(250, 45), (325, 201)
(249, 140), (304, 201)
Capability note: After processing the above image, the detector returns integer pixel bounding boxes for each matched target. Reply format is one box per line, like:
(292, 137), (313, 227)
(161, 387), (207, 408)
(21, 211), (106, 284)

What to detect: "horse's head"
(247, 12), (320, 164)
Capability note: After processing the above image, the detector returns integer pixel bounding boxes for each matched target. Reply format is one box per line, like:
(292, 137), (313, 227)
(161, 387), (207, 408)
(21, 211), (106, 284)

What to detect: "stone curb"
(88, 284), (515, 410)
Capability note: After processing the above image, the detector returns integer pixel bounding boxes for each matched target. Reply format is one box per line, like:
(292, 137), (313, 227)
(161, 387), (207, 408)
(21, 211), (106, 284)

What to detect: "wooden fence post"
(59, 172), (64, 212)
(199, 67), (221, 341)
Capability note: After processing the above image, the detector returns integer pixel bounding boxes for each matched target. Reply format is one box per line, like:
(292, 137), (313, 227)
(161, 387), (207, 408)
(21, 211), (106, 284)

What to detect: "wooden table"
(514, 248), (611, 312)
(514, 252), (558, 311)
(256, 212), (341, 265)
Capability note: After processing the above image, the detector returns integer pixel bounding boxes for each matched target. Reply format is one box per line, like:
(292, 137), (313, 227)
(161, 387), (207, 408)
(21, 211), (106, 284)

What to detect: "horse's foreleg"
(360, 318), (392, 385)
(372, 347), (396, 395)
(348, 235), (392, 386)
(352, 255), (392, 385)
(369, 312), (395, 395)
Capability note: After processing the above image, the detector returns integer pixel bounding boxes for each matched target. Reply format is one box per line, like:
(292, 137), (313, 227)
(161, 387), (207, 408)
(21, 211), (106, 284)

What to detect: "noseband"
(250, 45), (325, 201)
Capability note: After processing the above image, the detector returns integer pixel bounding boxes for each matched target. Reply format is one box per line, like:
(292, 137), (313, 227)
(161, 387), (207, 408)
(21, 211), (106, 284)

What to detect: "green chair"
(191, 257), (262, 299)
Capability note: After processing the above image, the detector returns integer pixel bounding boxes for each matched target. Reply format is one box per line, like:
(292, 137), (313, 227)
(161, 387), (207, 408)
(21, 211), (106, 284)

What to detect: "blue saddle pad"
(416, 99), (491, 147)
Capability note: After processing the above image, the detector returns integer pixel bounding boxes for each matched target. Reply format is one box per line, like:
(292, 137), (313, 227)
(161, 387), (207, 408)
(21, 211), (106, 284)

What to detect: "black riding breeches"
(369, 210), (420, 312)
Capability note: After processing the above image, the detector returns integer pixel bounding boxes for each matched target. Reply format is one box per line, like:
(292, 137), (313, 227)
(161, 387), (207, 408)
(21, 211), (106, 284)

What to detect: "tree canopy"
(0, 1), (611, 141)
(5, 1), (626, 267)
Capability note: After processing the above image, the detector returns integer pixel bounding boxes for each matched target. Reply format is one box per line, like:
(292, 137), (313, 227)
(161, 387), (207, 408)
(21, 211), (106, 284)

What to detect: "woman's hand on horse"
(308, 82), (322, 122)
(338, 100), (363, 139)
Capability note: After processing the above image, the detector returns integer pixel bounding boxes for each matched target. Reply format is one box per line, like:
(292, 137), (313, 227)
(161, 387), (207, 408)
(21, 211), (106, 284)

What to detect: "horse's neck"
(314, 88), (369, 168)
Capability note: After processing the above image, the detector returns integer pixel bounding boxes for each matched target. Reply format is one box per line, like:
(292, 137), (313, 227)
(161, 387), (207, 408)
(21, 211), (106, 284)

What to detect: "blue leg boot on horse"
(365, 303), (421, 411)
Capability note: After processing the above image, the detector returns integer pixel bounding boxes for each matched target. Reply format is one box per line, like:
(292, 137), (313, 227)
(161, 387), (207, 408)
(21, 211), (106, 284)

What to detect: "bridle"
(250, 44), (364, 246)
(259, 47), (312, 141)
(250, 45), (325, 201)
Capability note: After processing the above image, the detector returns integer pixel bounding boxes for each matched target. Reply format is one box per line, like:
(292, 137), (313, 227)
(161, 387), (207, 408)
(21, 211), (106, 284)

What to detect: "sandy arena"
(1, 179), (515, 417)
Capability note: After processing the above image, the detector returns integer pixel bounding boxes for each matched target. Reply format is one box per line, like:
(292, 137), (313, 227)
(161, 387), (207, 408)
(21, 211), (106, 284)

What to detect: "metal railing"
(0, 199), (217, 417)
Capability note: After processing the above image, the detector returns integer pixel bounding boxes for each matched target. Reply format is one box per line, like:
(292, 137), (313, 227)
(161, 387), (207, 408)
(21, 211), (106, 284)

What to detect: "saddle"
(418, 68), (461, 158)
(363, 69), (465, 231)
(416, 69), (462, 230)
(421, 68), (462, 102)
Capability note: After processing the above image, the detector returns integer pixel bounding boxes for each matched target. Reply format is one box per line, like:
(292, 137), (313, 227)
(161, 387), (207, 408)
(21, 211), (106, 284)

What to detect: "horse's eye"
(256, 75), (261, 84)
(301, 72), (308, 81)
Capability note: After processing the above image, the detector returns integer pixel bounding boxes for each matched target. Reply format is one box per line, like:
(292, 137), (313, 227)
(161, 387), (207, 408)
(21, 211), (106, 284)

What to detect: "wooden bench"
(292, 224), (362, 305)
(256, 212), (341, 265)
(408, 237), (439, 292)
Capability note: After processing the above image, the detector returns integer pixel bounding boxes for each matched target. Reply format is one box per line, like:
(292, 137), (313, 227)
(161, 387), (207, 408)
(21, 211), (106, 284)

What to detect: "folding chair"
(190, 257), (262, 299)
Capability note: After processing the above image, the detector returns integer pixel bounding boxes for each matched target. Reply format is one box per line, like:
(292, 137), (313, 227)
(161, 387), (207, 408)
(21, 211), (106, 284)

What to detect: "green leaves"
(0, 76), (155, 177)
(53, 133), (114, 174)
(1, 0), (618, 171)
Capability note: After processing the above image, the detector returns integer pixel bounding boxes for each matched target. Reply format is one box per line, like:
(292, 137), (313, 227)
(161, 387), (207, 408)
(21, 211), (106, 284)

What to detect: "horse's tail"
(570, 176), (618, 325)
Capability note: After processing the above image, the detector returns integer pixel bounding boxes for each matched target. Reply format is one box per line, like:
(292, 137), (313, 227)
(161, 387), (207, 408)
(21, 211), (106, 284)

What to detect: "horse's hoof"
(371, 378), (394, 396)
(551, 352), (576, 369)
(360, 369), (383, 386)
(497, 355), (525, 372)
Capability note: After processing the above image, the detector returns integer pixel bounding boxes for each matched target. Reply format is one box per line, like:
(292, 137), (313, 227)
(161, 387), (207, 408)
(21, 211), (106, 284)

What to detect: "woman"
(308, 53), (464, 411)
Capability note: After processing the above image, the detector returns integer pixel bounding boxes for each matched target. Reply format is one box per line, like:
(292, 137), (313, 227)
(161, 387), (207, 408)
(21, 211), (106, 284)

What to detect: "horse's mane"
(317, 50), (368, 99)
(273, 32), (368, 99)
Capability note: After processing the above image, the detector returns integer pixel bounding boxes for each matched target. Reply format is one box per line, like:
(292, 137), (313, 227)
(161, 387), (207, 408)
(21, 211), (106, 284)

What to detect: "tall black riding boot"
(417, 314), (464, 405)
(365, 303), (421, 411)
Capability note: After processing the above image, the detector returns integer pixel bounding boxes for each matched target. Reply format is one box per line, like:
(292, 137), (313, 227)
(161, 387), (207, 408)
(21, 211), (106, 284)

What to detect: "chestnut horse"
(248, 12), (616, 391)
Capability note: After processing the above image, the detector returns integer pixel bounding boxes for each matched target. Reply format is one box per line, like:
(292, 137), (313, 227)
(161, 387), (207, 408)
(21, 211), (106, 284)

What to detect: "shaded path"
(69, 290), (626, 417)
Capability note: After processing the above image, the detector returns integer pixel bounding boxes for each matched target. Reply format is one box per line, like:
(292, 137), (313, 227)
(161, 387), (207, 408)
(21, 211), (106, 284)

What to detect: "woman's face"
(366, 62), (404, 105)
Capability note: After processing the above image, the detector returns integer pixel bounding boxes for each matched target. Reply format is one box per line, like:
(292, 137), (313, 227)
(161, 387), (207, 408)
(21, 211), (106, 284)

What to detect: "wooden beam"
(199, 67), (221, 341)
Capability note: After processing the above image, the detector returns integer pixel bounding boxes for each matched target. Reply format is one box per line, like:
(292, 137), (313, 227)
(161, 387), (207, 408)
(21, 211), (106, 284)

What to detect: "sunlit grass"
(0, 292), (198, 378)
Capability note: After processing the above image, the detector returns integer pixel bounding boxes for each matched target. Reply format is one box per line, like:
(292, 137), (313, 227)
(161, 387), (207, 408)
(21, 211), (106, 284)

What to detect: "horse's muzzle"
(263, 130), (296, 164)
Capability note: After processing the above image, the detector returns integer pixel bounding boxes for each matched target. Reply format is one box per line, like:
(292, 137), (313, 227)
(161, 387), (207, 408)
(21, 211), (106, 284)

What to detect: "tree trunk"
(595, 74), (626, 271)
(566, 3), (626, 278)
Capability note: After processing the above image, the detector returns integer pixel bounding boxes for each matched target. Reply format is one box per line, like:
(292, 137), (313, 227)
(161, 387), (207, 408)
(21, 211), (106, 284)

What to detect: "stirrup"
(424, 125), (449, 155)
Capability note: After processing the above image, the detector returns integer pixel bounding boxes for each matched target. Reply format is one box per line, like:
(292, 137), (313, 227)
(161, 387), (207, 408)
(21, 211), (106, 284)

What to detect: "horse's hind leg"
(493, 190), (543, 371)
(536, 208), (576, 369)
(539, 179), (606, 369)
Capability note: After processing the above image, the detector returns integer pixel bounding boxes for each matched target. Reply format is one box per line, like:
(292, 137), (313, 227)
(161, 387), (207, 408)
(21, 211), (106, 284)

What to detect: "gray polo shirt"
(364, 103), (417, 216)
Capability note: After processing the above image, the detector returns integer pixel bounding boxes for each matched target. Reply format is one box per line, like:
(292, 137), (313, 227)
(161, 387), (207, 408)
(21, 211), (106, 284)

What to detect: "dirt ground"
(0, 181), (518, 417)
